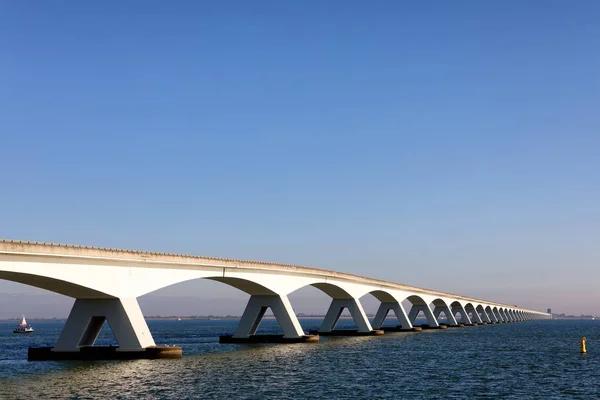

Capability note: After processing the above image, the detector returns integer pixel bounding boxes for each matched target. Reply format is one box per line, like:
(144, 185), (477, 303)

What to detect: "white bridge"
(1, 240), (550, 352)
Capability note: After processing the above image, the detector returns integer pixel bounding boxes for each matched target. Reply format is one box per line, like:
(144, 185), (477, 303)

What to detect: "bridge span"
(0, 240), (550, 359)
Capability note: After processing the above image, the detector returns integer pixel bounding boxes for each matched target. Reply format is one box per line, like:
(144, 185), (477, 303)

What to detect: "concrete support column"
(451, 304), (472, 325)
(372, 301), (413, 330)
(501, 309), (511, 322)
(486, 309), (498, 323)
(319, 298), (373, 333)
(53, 298), (155, 352)
(233, 294), (304, 339)
(478, 309), (491, 323)
(493, 309), (504, 322)
(408, 304), (439, 327)
(466, 305), (483, 323)
(433, 305), (458, 326)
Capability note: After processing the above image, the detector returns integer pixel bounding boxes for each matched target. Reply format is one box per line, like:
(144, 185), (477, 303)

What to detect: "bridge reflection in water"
(0, 240), (550, 360)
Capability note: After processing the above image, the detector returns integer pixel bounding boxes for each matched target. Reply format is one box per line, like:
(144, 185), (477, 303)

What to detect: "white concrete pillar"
(433, 304), (458, 326)
(466, 305), (483, 323)
(451, 304), (472, 325)
(319, 298), (373, 333)
(486, 308), (498, 323)
(493, 309), (504, 322)
(233, 294), (305, 339)
(408, 304), (439, 327)
(477, 307), (491, 323)
(372, 301), (413, 329)
(53, 298), (155, 352)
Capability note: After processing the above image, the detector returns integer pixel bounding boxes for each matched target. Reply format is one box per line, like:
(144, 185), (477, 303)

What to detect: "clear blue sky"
(1, 1), (599, 316)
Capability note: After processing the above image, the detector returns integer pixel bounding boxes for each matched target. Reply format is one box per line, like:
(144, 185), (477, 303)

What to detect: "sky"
(1, 1), (599, 318)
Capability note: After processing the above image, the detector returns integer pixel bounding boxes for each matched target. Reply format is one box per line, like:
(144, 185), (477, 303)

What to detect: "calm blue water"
(0, 319), (598, 399)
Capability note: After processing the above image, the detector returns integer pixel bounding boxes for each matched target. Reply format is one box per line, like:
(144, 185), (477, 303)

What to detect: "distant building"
(547, 308), (552, 314)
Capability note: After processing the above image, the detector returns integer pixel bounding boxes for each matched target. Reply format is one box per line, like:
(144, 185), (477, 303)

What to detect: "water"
(0, 319), (598, 399)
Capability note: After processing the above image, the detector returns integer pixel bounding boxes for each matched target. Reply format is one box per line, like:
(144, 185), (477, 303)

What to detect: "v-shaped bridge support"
(53, 298), (155, 352)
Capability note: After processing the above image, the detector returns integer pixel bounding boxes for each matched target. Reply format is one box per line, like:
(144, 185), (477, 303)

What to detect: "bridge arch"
(430, 298), (455, 325)
(140, 275), (307, 340)
(310, 282), (354, 299)
(0, 270), (115, 299)
(206, 277), (277, 296)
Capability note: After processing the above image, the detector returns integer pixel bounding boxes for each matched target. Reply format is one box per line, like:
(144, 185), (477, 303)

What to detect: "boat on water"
(13, 315), (34, 334)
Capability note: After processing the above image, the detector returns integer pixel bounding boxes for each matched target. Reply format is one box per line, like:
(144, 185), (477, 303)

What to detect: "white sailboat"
(13, 315), (34, 334)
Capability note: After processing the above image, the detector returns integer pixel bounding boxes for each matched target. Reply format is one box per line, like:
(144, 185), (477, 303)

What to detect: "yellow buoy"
(580, 337), (587, 354)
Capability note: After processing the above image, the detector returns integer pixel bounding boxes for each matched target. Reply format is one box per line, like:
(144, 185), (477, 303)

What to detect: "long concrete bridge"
(0, 240), (550, 359)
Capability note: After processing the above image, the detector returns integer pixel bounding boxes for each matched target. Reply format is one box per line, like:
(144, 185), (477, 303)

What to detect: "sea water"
(0, 319), (598, 399)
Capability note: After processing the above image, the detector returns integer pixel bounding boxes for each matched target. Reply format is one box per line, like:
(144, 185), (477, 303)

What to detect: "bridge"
(0, 240), (550, 359)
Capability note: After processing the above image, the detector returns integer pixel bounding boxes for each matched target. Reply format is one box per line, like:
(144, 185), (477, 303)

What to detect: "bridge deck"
(0, 239), (523, 310)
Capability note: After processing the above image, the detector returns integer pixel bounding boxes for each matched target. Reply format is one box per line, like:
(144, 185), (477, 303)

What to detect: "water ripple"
(0, 320), (598, 399)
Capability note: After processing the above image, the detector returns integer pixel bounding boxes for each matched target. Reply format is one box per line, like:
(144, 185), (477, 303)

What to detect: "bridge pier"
(372, 301), (413, 331)
(466, 304), (483, 324)
(451, 304), (472, 325)
(493, 309), (504, 323)
(220, 294), (318, 343)
(408, 304), (439, 328)
(29, 298), (180, 360)
(54, 298), (155, 351)
(486, 308), (498, 323)
(318, 298), (382, 336)
(480, 310), (492, 323)
(433, 304), (458, 326)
